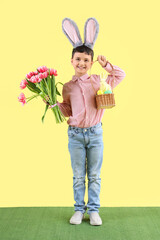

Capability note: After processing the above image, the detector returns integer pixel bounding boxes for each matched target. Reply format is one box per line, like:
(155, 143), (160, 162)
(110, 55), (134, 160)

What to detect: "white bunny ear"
(84, 18), (99, 49)
(100, 72), (108, 81)
(62, 18), (83, 48)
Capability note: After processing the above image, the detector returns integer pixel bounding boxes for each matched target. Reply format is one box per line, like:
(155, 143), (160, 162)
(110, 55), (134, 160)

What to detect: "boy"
(57, 44), (125, 225)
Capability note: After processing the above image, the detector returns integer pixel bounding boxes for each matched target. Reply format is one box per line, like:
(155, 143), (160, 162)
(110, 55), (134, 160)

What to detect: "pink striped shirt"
(57, 61), (126, 128)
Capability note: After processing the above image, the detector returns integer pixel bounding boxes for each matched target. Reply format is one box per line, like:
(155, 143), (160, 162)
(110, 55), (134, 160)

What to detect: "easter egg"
(104, 90), (112, 94)
(97, 90), (103, 95)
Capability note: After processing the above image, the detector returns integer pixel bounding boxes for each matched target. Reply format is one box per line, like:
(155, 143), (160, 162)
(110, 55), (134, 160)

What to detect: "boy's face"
(71, 52), (93, 77)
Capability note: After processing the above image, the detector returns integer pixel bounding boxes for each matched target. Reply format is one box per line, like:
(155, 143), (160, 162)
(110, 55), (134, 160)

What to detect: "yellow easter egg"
(97, 90), (103, 95)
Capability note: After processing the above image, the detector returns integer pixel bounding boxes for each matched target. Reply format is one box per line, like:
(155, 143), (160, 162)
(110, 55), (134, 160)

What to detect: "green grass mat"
(0, 207), (160, 240)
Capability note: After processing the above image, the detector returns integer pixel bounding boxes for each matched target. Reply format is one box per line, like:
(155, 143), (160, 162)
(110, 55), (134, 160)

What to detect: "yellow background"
(0, 0), (160, 207)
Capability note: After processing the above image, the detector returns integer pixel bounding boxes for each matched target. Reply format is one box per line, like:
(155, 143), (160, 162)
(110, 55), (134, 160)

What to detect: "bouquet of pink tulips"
(18, 65), (66, 123)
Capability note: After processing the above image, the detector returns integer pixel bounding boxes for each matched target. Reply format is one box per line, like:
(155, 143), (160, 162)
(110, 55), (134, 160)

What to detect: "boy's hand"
(97, 55), (108, 67)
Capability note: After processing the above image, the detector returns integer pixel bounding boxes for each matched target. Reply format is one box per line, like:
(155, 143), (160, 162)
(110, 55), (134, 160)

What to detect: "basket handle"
(89, 60), (115, 95)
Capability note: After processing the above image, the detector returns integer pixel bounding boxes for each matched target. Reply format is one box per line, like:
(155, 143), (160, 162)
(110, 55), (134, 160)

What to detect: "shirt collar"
(72, 73), (90, 82)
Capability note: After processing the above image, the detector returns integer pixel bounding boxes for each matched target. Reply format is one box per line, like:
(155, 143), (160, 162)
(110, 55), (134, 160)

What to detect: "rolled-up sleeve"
(56, 83), (72, 117)
(103, 61), (126, 89)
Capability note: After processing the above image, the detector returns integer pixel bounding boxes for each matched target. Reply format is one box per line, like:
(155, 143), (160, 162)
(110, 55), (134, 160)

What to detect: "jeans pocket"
(68, 128), (79, 137)
(91, 126), (103, 135)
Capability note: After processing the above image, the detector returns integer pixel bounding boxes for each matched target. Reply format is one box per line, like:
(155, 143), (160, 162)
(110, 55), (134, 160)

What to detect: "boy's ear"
(71, 58), (73, 65)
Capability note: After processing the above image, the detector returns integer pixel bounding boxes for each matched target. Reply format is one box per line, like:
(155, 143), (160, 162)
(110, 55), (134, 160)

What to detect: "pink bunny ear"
(84, 18), (99, 49)
(62, 18), (83, 48)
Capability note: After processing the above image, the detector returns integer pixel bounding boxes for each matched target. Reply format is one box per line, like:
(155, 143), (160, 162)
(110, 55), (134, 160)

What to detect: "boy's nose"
(79, 61), (85, 65)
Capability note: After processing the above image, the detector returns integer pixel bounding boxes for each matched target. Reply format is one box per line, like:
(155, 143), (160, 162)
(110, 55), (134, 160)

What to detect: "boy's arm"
(56, 83), (72, 117)
(97, 55), (126, 89)
(103, 61), (126, 89)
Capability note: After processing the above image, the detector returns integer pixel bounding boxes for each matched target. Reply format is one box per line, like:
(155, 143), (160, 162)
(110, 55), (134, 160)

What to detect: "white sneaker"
(89, 212), (102, 226)
(70, 211), (85, 225)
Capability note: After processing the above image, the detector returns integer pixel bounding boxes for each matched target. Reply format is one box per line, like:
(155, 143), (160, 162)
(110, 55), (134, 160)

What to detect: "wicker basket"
(96, 93), (115, 109)
(90, 61), (116, 109)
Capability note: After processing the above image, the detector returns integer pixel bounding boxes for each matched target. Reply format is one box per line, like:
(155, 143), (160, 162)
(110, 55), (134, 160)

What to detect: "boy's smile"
(71, 52), (93, 77)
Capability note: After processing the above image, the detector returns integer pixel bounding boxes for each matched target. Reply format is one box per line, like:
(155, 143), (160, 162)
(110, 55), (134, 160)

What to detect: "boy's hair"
(72, 44), (94, 61)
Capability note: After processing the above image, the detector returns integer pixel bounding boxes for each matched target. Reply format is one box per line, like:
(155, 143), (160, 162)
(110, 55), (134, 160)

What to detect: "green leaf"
(50, 75), (55, 102)
(55, 81), (63, 97)
(47, 77), (52, 102)
(56, 87), (61, 96)
(39, 92), (46, 99)
(41, 104), (49, 123)
(26, 85), (37, 94)
(26, 80), (41, 94)
(48, 69), (51, 89)
(55, 82), (64, 87)
(40, 80), (48, 95)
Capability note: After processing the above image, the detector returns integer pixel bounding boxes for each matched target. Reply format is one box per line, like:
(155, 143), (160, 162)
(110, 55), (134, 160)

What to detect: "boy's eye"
(75, 58), (89, 62)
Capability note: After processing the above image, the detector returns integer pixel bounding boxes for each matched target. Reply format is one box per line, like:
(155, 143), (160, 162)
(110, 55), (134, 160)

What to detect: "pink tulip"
(37, 66), (48, 73)
(30, 76), (37, 83)
(35, 75), (42, 83)
(38, 71), (48, 79)
(33, 71), (38, 75)
(18, 93), (26, 106)
(42, 66), (48, 72)
(38, 73), (44, 79)
(50, 68), (58, 76)
(20, 79), (28, 89)
(26, 71), (34, 79)
(43, 71), (48, 78)
(30, 75), (42, 83)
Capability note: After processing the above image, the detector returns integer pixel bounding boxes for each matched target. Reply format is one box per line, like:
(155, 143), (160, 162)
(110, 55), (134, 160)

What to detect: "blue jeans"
(67, 122), (104, 215)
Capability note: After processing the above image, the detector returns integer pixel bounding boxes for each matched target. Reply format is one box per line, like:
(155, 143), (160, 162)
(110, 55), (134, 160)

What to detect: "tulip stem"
(26, 94), (39, 103)
(43, 78), (53, 105)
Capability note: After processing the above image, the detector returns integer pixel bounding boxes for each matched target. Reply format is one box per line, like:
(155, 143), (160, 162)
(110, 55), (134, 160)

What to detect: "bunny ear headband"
(62, 17), (99, 50)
